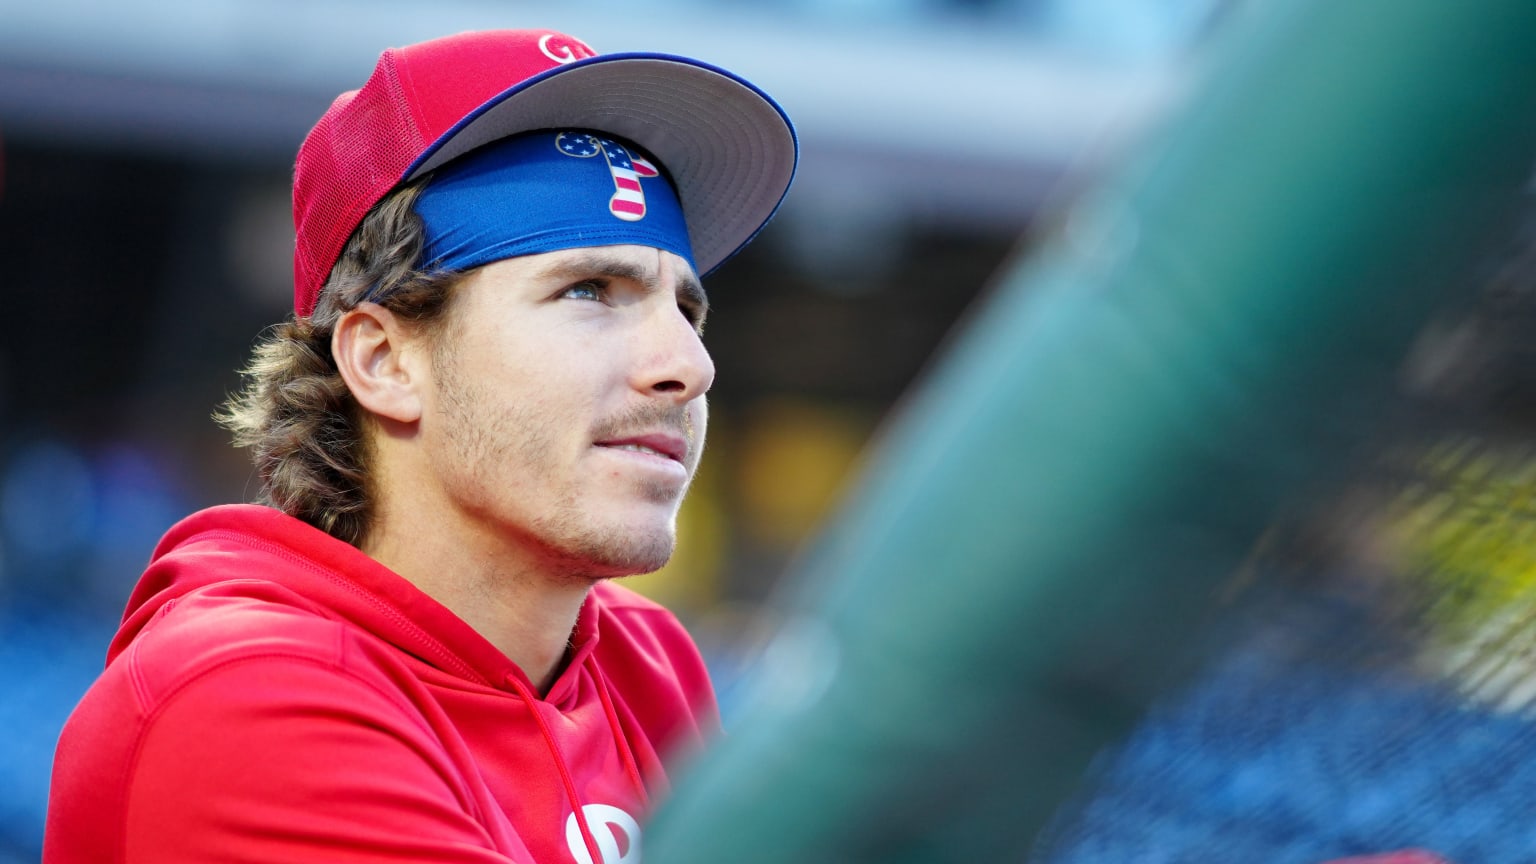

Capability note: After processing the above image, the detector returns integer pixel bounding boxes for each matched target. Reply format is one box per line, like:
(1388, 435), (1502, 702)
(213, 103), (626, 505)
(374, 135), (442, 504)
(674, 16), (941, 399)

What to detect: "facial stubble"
(432, 340), (693, 580)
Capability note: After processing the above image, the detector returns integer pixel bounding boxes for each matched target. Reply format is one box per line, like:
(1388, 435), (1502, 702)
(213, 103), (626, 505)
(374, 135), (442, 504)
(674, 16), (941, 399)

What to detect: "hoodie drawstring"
(506, 673), (604, 864)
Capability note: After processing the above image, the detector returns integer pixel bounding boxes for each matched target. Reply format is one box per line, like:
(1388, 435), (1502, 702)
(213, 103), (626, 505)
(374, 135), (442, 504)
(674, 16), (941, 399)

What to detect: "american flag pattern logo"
(555, 132), (661, 222)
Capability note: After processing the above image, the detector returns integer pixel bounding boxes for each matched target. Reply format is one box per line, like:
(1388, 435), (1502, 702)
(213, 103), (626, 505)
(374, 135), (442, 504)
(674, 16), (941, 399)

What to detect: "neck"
(362, 504), (594, 695)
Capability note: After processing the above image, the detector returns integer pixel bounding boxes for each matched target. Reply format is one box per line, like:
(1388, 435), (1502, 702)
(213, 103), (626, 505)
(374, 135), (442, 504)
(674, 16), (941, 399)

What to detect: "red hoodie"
(44, 504), (719, 863)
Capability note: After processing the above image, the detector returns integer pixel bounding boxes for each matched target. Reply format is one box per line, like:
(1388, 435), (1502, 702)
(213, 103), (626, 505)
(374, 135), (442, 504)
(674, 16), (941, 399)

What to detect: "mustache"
(591, 403), (697, 448)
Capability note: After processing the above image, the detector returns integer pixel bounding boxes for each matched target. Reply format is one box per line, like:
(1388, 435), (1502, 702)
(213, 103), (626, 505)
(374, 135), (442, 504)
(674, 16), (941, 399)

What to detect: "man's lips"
(594, 432), (688, 464)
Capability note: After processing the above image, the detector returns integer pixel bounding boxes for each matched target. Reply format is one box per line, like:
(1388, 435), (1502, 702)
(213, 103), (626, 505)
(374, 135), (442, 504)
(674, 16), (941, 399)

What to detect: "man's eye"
(560, 281), (605, 302)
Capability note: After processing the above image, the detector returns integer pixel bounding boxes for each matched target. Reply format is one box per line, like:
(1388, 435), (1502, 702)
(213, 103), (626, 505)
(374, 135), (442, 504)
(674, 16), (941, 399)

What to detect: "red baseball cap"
(291, 28), (798, 317)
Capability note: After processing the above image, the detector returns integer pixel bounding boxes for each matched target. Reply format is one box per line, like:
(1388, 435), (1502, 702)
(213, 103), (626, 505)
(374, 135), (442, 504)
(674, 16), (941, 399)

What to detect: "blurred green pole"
(649, 2), (1536, 861)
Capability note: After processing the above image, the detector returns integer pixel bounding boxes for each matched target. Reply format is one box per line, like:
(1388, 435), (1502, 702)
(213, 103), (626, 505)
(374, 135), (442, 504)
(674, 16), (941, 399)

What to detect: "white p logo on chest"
(565, 803), (642, 864)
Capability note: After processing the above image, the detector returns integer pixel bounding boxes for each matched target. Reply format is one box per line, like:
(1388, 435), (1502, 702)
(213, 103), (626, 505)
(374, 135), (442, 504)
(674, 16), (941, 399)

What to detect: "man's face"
(421, 244), (714, 579)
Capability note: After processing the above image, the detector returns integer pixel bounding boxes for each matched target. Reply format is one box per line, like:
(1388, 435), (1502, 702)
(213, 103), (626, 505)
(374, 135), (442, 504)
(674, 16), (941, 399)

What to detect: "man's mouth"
(609, 442), (669, 459)
(595, 433), (688, 464)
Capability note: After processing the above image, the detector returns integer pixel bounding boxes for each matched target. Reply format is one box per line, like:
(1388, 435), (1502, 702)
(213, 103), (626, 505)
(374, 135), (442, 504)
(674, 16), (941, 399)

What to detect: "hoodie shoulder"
(124, 570), (355, 709)
(108, 505), (345, 662)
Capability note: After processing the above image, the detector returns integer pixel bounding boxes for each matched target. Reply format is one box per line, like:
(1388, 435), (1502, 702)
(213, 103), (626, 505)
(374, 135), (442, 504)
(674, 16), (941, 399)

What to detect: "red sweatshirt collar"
(118, 504), (606, 698)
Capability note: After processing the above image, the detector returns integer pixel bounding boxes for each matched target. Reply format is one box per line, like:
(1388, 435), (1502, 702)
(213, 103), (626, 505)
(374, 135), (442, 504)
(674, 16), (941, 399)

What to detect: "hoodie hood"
(113, 504), (596, 697)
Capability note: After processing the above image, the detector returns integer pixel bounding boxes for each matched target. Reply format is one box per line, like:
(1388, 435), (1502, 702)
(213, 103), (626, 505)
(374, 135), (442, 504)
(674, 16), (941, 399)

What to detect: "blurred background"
(8, 1), (1536, 862)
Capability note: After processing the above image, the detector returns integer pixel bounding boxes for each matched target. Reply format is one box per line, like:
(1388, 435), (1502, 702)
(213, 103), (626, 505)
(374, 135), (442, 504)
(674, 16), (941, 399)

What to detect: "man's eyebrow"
(537, 252), (709, 312)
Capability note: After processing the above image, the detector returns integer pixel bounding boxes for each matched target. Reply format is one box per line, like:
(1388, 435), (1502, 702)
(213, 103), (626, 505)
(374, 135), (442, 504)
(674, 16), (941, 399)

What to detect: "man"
(44, 28), (796, 863)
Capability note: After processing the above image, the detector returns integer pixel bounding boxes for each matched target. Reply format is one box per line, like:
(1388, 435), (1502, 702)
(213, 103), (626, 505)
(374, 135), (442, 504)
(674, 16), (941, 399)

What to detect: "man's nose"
(635, 303), (715, 402)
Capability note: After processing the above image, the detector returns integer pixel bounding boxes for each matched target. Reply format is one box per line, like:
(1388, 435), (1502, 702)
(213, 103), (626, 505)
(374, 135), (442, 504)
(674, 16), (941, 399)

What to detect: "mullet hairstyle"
(217, 178), (458, 547)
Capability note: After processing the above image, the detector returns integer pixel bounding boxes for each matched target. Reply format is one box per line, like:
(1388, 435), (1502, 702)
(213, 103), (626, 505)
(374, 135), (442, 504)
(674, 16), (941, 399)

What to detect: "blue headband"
(412, 130), (696, 275)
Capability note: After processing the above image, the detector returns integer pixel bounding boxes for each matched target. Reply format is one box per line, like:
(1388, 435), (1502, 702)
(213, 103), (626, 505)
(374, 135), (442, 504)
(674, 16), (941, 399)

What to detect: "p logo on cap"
(556, 133), (662, 222)
(406, 130), (695, 279)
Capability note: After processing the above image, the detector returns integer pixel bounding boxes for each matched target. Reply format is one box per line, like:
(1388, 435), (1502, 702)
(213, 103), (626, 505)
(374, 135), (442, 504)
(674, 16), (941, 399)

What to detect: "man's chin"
(544, 526), (676, 581)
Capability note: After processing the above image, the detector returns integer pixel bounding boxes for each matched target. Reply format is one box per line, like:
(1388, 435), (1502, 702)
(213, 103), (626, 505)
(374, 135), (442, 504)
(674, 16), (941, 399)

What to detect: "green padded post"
(649, 2), (1536, 861)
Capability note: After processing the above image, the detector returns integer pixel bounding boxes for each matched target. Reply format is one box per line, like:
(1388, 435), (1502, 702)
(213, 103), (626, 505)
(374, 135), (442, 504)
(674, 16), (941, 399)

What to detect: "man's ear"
(333, 303), (426, 425)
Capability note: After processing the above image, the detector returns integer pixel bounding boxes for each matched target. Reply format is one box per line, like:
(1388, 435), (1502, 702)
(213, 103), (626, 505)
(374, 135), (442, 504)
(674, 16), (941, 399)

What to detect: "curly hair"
(217, 179), (459, 547)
